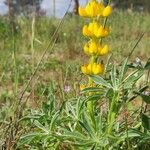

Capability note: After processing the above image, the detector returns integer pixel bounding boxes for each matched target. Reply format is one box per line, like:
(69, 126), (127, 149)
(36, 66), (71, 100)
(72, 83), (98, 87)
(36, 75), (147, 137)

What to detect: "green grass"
(0, 10), (150, 149)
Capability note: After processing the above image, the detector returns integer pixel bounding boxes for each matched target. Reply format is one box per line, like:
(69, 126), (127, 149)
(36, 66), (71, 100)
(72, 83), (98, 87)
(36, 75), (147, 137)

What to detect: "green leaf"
(122, 70), (143, 89)
(81, 87), (104, 94)
(141, 113), (150, 130)
(18, 133), (48, 146)
(140, 94), (150, 104)
(119, 58), (128, 82)
(81, 112), (95, 137)
(111, 65), (117, 89)
(106, 88), (114, 100)
(90, 75), (112, 89)
(129, 85), (149, 102)
(60, 130), (87, 141)
(121, 128), (142, 140)
(34, 120), (49, 133)
(134, 91), (150, 104)
(84, 94), (102, 103)
(144, 58), (150, 70)
(49, 111), (60, 131)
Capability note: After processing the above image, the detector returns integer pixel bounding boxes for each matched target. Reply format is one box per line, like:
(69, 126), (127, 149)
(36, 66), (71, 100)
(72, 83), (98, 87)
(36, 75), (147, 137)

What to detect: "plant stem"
(107, 91), (120, 134)
(31, 13), (35, 108)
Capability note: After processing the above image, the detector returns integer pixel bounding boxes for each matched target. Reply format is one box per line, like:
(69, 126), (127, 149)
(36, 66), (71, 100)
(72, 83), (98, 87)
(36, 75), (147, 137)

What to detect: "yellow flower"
(83, 43), (89, 54)
(83, 40), (109, 56)
(88, 41), (98, 54)
(102, 6), (112, 17)
(85, 0), (101, 17)
(81, 63), (104, 75)
(80, 84), (85, 91)
(78, 6), (87, 17)
(83, 40), (99, 55)
(81, 65), (88, 74)
(96, 26), (109, 37)
(82, 25), (92, 37)
(92, 63), (104, 75)
(92, 63), (100, 74)
(78, 0), (112, 18)
(98, 44), (109, 55)
(87, 63), (93, 74)
(82, 21), (109, 38)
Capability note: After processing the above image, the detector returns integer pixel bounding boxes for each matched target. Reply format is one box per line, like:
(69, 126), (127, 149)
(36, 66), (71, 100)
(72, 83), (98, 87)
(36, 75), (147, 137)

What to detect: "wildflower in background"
(64, 85), (71, 93)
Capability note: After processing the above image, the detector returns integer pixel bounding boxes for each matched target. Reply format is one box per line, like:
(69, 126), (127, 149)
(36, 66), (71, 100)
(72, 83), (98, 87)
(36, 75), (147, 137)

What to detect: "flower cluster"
(79, 0), (112, 78)
(79, 0), (112, 17)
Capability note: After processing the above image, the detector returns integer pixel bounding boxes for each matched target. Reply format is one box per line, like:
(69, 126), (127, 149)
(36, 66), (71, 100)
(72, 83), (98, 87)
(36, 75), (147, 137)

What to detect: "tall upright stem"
(31, 14), (35, 108)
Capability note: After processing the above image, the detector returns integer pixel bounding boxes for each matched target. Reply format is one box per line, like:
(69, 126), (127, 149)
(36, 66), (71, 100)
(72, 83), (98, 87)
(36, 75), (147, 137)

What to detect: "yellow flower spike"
(102, 6), (112, 17)
(78, 7), (87, 17)
(99, 44), (109, 55)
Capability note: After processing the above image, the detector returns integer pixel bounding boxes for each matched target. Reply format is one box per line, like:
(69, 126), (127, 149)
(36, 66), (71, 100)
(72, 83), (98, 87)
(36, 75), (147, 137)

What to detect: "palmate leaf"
(18, 132), (49, 147)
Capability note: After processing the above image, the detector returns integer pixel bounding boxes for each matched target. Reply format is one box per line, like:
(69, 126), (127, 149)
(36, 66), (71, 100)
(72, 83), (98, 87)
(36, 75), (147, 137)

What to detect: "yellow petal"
(89, 41), (98, 54)
(87, 63), (92, 74)
(98, 63), (105, 74)
(78, 7), (87, 16)
(82, 25), (91, 37)
(92, 63), (100, 75)
(100, 45), (109, 55)
(81, 65), (87, 74)
(80, 84), (85, 91)
(102, 6), (112, 17)
(84, 43), (89, 54)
